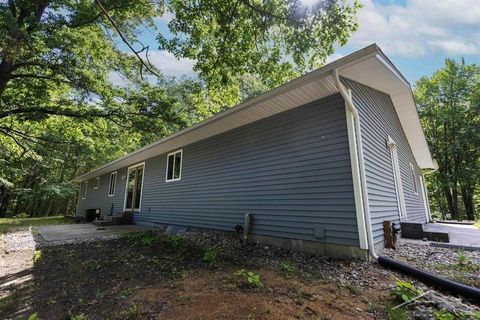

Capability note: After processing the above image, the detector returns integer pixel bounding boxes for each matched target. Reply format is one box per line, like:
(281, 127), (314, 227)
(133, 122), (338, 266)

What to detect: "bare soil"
(0, 230), (393, 319)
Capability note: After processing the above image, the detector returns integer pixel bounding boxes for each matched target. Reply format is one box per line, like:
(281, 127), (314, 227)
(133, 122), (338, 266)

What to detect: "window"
(387, 136), (406, 218)
(82, 181), (87, 199)
(166, 149), (182, 182)
(108, 172), (117, 196)
(93, 177), (99, 189)
(410, 163), (418, 194)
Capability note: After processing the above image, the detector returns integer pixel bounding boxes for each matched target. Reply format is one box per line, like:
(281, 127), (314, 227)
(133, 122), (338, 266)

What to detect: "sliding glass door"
(124, 163), (144, 212)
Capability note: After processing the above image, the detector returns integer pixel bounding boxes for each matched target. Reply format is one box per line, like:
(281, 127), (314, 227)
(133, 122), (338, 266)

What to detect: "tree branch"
(94, 0), (160, 79)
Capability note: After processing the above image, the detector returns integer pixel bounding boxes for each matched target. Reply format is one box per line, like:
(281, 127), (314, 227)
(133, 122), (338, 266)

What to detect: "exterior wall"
(342, 78), (428, 246)
(76, 167), (128, 217)
(77, 93), (360, 248)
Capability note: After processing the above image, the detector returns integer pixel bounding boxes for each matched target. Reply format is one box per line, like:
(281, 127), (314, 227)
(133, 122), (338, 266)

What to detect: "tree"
(415, 59), (480, 221)
(0, 0), (360, 217)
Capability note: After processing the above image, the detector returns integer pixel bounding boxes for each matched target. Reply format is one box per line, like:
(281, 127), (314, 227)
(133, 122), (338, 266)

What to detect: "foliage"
(390, 279), (423, 303)
(202, 248), (220, 266)
(27, 313), (40, 320)
(434, 309), (455, 320)
(386, 303), (408, 320)
(0, 216), (76, 234)
(415, 59), (480, 221)
(234, 269), (263, 288)
(281, 260), (295, 277)
(33, 250), (43, 264)
(0, 0), (359, 218)
(161, 0), (361, 106)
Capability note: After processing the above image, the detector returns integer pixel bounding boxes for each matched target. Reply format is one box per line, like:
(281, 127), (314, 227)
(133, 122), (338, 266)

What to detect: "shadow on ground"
(0, 231), (391, 319)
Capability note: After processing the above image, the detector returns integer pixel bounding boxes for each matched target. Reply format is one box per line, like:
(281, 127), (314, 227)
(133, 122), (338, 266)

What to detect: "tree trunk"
(461, 186), (475, 221)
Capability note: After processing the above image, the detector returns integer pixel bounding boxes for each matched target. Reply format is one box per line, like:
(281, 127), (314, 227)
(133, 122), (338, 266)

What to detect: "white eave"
(72, 44), (435, 183)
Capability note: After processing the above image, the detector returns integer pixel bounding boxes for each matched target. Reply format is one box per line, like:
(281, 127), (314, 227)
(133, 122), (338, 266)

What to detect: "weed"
(457, 250), (469, 265)
(234, 269), (263, 288)
(386, 302), (408, 320)
(167, 234), (185, 249)
(281, 260), (295, 277)
(33, 250), (42, 263)
(119, 304), (138, 320)
(27, 313), (40, 320)
(120, 288), (134, 299)
(0, 294), (17, 313)
(202, 248), (219, 265)
(344, 282), (361, 296)
(390, 279), (423, 303)
(434, 309), (455, 320)
(70, 314), (87, 320)
(124, 231), (159, 246)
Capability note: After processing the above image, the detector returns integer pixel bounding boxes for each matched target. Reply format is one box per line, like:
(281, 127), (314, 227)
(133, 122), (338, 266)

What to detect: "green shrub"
(281, 260), (295, 277)
(390, 279), (423, 303)
(202, 248), (219, 265)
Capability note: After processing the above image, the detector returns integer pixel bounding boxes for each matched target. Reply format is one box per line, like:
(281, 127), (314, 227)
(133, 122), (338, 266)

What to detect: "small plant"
(281, 260), (295, 277)
(166, 234), (184, 249)
(28, 313), (40, 320)
(119, 304), (138, 320)
(390, 279), (423, 303)
(457, 250), (469, 265)
(202, 248), (219, 265)
(434, 309), (455, 320)
(124, 231), (159, 245)
(234, 269), (263, 288)
(33, 250), (42, 263)
(70, 314), (87, 320)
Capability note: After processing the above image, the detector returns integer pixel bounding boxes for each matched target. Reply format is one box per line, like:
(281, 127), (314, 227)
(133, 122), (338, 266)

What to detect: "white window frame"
(165, 149), (183, 182)
(108, 171), (117, 197)
(410, 163), (419, 195)
(123, 162), (145, 212)
(93, 177), (100, 190)
(387, 136), (407, 219)
(82, 181), (88, 200)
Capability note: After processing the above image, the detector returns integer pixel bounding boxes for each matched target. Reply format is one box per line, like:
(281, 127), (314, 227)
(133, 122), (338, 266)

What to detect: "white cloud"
(146, 50), (196, 77)
(348, 0), (480, 57)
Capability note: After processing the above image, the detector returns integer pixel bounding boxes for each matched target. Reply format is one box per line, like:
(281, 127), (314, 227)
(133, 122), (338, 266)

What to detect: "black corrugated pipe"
(378, 256), (480, 302)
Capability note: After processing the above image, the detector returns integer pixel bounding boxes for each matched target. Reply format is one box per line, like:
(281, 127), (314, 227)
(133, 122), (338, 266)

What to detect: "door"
(124, 163), (144, 212)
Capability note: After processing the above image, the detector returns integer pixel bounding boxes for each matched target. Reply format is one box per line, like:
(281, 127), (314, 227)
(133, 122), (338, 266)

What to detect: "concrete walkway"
(423, 223), (480, 249)
(36, 224), (154, 244)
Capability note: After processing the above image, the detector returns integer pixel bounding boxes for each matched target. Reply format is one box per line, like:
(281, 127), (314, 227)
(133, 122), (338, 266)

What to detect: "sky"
(134, 0), (480, 85)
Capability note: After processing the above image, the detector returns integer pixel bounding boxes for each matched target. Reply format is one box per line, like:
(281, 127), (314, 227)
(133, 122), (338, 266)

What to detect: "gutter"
(332, 68), (378, 260)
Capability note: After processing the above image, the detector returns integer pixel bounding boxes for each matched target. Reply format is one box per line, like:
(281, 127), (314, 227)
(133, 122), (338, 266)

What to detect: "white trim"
(165, 149), (183, 182)
(108, 171), (117, 197)
(387, 136), (407, 219)
(93, 177), (99, 190)
(123, 162), (145, 212)
(419, 174), (432, 222)
(72, 44), (435, 184)
(82, 181), (87, 200)
(345, 104), (368, 250)
(410, 163), (419, 195)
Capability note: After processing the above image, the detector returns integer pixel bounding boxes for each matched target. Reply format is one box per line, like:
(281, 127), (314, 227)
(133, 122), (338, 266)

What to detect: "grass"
(475, 221), (480, 229)
(0, 216), (76, 234)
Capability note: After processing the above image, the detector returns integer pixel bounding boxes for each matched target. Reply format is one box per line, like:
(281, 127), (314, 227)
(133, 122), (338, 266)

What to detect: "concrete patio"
(424, 222), (480, 249)
(36, 224), (155, 244)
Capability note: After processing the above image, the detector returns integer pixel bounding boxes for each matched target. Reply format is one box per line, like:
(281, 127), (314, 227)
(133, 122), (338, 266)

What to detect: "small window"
(93, 177), (99, 189)
(82, 181), (87, 199)
(410, 163), (418, 194)
(166, 149), (182, 182)
(108, 172), (117, 196)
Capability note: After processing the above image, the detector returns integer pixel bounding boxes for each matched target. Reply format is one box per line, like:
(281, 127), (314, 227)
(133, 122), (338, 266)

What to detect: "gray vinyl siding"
(76, 93), (359, 247)
(76, 168), (127, 217)
(342, 78), (428, 245)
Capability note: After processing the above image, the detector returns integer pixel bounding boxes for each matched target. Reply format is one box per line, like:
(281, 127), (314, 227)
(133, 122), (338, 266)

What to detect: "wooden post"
(384, 220), (394, 249)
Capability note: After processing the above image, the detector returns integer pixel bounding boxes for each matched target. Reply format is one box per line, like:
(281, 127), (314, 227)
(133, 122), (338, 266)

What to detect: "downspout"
(332, 69), (378, 260)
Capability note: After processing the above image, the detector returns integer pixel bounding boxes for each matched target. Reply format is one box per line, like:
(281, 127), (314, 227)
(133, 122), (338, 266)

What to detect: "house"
(72, 44), (436, 260)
